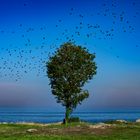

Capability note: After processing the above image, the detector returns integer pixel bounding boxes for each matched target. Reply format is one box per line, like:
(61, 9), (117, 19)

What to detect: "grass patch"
(0, 122), (140, 140)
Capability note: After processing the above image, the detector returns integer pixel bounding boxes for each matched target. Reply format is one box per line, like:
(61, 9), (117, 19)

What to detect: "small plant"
(68, 117), (80, 123)
(63, 117), (80, 124)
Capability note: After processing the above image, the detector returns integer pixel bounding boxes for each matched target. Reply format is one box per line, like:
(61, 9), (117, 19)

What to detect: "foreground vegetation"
(0, 121), (140, 140)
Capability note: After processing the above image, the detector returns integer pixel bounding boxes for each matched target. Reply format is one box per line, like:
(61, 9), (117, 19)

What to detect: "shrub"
(68, 117), (80, 123)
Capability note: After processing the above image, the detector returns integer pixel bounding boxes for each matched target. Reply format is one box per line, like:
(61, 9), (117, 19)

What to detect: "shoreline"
(0, 118), (140, 126)
(0, 121), (63, 126)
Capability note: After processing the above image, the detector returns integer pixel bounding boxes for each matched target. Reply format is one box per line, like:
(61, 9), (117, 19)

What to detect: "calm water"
(0, 108), (140, 123)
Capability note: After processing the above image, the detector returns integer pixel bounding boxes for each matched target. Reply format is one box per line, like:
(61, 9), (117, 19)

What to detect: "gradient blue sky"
(0, 0), (140, 111)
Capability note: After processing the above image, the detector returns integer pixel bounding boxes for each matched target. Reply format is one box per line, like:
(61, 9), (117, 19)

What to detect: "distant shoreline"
(0, 118), (140, 125)
(0, 121), (63, 126)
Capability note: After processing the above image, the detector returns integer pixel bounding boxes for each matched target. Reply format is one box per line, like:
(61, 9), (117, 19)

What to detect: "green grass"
(0, 122), (140, 140)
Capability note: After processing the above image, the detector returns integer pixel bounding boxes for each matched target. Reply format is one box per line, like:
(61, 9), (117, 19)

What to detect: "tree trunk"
(64, 107), (70, 124)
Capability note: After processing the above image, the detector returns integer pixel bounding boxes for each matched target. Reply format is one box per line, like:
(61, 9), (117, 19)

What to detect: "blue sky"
(0, 0), (140, 111)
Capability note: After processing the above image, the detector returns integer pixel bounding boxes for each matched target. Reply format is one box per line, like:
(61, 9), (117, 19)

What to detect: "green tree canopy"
(46, 42), (97, 123)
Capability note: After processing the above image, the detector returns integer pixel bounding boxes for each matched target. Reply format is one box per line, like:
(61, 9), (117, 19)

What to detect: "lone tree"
(46, 42), (97, 124)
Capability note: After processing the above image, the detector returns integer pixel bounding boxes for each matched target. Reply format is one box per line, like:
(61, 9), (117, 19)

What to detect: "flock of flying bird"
(0, 0), (139, 82)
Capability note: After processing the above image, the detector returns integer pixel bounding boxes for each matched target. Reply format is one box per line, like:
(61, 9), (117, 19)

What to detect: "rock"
(116, 120), (127, 123)
(89, 123), (113, 129)
(77, 125), (81, 128)
(136, 119), (140, 123)
(2, 122), (8, 124)
(26, 129), (37, 133)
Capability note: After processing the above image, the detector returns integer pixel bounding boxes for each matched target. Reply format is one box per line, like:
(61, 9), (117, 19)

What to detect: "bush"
(68, 117), (80, 123)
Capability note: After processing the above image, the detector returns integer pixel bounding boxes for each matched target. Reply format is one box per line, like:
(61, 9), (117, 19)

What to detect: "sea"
(0, 108), (140, 123)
